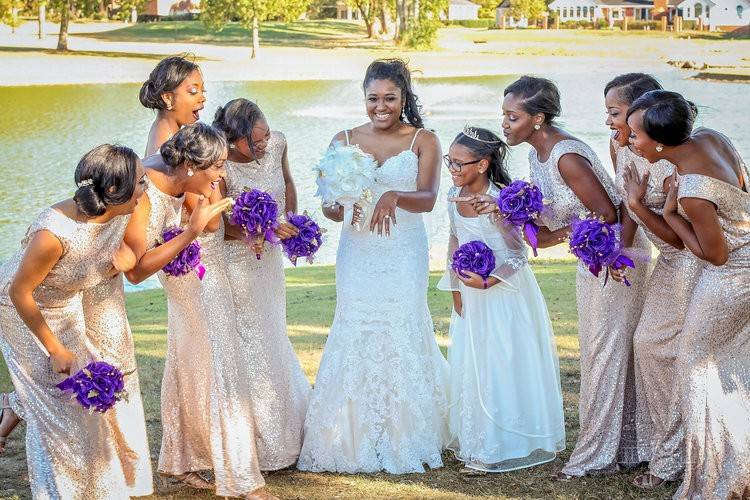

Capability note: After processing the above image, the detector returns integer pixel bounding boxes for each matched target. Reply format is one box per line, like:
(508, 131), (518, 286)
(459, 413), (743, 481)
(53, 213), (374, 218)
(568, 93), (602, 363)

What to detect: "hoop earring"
(655, 145), (663, 152)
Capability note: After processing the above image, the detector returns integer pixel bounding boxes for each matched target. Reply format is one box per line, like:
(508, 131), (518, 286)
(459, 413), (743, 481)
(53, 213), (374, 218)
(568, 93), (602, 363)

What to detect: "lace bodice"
(529, 139), (619, 231)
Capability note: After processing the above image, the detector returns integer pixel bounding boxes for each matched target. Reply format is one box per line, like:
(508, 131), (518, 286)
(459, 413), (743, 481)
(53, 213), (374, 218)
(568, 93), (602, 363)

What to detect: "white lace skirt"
(298, 222), (450, 474)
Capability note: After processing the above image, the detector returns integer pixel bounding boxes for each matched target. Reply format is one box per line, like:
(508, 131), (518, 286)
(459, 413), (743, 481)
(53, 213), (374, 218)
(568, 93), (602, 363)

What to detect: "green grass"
(80, 20), (378, 50)
(0, 45), (214, 61)
(0, 263), (675, 499)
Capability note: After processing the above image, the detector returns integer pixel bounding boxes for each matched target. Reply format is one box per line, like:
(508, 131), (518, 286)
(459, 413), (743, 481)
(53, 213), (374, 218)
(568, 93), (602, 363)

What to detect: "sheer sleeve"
(489, 215), (528, 290)
(437, 189), (461, 291)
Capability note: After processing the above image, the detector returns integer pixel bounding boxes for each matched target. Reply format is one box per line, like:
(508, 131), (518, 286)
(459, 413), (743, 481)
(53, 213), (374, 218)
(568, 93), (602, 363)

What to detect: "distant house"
(142, 0), (199, 17)
(448, 0), (481, 20)
(548, 0), (655, 20)
(495, 0), (530, 26)
(676, 0), (750, 29)
(335, 0), (361, 20)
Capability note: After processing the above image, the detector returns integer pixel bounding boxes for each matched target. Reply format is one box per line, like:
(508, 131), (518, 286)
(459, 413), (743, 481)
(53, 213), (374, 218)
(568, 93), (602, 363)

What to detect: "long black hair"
(503, 76), (561, 126)
(212, 98), (265, 143)
(454, 127), (511, 188)
(139, 55), (200, 110)
(604, 73), (662, 105)
(74, 144), (140, 217)
(627, 90), (698, 146)
(363, 59), (424, 129)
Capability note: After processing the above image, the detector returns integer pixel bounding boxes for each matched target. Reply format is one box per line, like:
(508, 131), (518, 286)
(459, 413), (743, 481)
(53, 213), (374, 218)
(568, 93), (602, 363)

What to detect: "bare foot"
(633, 472), (666, 489)
(245, 487), (279, 500)
(0, 393), (21, 454)
(173, 472), (214, 490)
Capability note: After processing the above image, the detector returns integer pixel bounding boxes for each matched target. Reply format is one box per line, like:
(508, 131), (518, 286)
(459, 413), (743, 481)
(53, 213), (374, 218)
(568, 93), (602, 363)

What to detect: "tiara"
(461, 125), (504, 144)
(77, 179), (94, 188)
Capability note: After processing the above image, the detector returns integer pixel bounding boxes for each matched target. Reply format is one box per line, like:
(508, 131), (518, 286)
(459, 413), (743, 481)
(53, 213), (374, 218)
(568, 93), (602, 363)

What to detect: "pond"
(1, 69), (747, 290)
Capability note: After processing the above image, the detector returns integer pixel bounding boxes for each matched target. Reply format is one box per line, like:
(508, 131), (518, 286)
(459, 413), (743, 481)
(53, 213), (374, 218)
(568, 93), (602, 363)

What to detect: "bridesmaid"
(0, 145), (145, 498)
(605, 74), (703, 488)
(139, 55), (206, 156)
(474, 76), (650, 479)
(627, 90), (750, 499)
(213, 98), (312, 470)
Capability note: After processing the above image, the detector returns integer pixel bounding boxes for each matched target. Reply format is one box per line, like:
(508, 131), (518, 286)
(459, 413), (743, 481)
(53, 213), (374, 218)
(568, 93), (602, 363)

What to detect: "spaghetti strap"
(409, 129), (422, 151)
(344, 130), (350, 145)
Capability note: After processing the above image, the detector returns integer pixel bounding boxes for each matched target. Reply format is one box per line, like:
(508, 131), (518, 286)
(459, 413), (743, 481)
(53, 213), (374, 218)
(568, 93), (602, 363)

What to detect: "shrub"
(442, 18), (496, 28)
(403, 18), (442, 49)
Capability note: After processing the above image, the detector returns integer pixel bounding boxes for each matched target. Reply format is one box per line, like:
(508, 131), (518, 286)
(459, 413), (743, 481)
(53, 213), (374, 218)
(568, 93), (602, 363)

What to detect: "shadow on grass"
(0, 45), (214, 61)
(78, 20), (390, 50)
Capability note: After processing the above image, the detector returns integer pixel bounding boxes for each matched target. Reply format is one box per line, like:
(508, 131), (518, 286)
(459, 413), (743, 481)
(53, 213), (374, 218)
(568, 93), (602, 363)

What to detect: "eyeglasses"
(442, 155), (482, 172)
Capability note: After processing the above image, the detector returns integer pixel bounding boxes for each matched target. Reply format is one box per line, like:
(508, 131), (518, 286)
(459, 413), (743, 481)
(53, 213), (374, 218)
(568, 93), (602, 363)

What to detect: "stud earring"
(534, 124), (541, 130)
(187, 169), (194, 177)
(655, 145), (663, 152)
(166, 102), (173, 111)
(229, 143), (236, 149)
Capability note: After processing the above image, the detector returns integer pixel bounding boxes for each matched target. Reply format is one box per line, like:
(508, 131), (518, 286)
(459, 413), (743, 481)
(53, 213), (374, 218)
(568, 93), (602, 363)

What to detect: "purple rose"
(451, 240), (496, 279)
(160, 227), (205, 279)
(497, 180), (545, 256)
(57, 361), (128, 413)
(281, 212), (324, 265)
(569, 215), (635, 285)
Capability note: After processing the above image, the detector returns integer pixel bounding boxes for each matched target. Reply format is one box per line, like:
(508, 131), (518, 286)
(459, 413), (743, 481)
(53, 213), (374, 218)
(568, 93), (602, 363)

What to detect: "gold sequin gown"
(613, 141), (704, 481)
(0, 208), (132, 499)
(670, 161), (750, 499)
(223, 131), (311, 470)
(152, 182), (266, 496)
(528, 139), (651, 476)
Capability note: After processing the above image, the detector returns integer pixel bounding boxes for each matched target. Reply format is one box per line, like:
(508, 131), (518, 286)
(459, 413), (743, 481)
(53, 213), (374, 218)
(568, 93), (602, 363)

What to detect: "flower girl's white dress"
(438, 184), (566, 472)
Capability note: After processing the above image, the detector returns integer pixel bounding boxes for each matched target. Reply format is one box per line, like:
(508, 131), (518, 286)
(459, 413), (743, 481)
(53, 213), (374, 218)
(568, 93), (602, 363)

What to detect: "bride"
(297, 59), (450, 474)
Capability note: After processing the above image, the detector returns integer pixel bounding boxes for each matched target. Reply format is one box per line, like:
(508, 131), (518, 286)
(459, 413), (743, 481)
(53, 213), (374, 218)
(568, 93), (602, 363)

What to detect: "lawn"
(0, 262), (675, 499)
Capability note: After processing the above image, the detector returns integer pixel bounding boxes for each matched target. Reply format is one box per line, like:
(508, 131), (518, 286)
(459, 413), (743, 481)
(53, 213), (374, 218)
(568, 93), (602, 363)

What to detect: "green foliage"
(402, 16), (440, 48)
(509, 0), (546, 20)
(443, 18), (495, 28)
(475, 0), (497, 18)
(202, 0), (309, 31)
(1, 0), (23, 26)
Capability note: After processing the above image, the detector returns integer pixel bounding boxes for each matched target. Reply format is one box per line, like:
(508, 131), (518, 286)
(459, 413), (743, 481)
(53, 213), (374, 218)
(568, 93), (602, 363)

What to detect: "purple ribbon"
(195, 264), (206, 281)
(523, 221), (540, 257)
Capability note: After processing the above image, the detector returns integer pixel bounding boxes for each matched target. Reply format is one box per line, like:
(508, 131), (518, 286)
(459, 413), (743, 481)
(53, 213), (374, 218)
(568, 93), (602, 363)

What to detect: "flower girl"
(438, 127), (565, 474)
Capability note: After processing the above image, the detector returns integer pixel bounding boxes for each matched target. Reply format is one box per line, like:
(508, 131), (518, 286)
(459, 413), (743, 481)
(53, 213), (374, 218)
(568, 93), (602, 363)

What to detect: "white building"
(495, 0), (530, 26)
(677, 0), (749, 29)
(448, 0), (481, 20)
(548, 0), (654, 20)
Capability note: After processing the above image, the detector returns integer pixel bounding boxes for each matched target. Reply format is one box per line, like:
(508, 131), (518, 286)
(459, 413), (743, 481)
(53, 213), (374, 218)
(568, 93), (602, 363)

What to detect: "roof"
(496, 0), (511, 7)
(450, 0), (480, 5)
(596, 0), (653, 6)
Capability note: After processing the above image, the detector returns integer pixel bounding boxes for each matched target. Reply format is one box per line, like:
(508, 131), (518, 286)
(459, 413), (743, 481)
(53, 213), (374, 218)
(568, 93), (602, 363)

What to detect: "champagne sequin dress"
(152, 181), (266, 496)
(224, 131), (311, 470)
(670, 156), (750, 499)
(528, 139), (651, 476)
(0, 208), (132, 499)
(612, 141), (704, 481)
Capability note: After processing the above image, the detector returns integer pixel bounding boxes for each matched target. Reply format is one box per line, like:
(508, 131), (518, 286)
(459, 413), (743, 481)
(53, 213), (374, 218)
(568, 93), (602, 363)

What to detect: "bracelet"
(482, 277), (488, 289)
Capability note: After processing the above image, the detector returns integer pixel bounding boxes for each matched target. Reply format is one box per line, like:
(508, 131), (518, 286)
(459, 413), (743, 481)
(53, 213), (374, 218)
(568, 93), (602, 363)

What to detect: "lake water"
(1, 69), (748, 291)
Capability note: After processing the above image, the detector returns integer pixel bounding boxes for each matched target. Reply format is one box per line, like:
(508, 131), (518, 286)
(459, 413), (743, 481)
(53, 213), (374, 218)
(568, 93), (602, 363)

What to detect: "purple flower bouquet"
(451, 240), (496, 280)
(229, 188), (280, 259)
(569, 215), (635, 286)
(160, 227), (205, 280)
(56, 361), (127, 413)
(497, 180), (545, 256)
(281, 212), (324, 266)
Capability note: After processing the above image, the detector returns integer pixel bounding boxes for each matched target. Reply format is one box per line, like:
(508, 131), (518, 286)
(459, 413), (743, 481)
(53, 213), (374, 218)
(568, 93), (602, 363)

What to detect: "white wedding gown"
(298, 130), (450, 474)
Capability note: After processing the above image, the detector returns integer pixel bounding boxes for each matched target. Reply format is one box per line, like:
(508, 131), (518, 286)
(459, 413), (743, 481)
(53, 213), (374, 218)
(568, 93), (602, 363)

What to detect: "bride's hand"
(351, 203), (363, 227)
(370, 191), (399, 236)
(274, 222), (299, 240)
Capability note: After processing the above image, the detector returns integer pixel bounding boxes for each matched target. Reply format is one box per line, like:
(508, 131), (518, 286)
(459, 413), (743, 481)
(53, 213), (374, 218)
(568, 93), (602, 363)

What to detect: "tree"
(509, 0), (546, 21)
(475, 0), (497, 18)
(56, 0), (71, 51)
(0, 0), (23, 32)
(348, 0), (377, 38)
(202, 0), (311, 59)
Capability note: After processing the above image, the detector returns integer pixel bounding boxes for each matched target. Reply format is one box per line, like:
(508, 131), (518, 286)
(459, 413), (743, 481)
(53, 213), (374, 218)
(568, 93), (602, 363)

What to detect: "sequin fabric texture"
(669, 154), (750, 499)
(224, 131), (311, 470)
(529, 139), (650, 476)
(613, 141), (704, 481)
(0, 208), (132, 499)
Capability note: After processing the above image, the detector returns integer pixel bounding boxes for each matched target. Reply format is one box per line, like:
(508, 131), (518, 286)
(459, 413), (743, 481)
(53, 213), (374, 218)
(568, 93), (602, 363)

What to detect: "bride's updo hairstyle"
(363, 58), (424, 129)
(160, 122), (227, 170)
(503, 76), (562, 126)
(139, 55), (200, 110)
(212, 98), (264, 142)
(454, 127), (512, 188)
(626, 90), (698, 146)
(74, 144), (140, 217)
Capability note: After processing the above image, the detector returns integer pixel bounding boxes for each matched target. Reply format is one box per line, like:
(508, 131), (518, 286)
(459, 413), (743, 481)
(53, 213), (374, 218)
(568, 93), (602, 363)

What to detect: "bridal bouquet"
(569, 215), (635, 286)
(497, 180), (546, 257)
(57, 361), (128, 413)
(160, 227), (205, 280)
(451, 240), (496, 279)
(313, 143), (377, 230)
(281, 212), (324, 265)
(229, 188), (280, 259)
